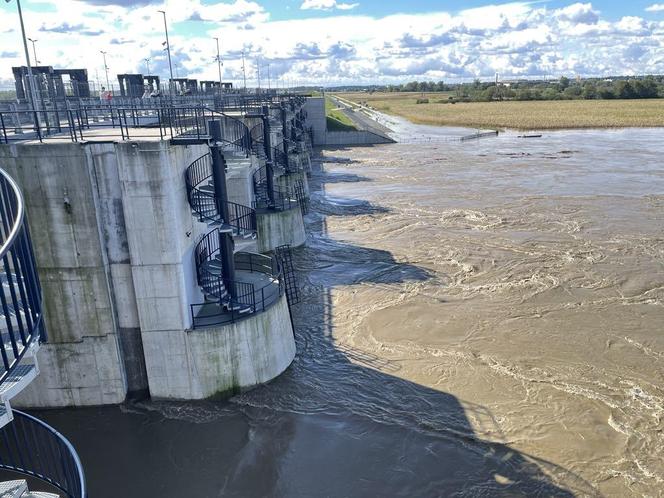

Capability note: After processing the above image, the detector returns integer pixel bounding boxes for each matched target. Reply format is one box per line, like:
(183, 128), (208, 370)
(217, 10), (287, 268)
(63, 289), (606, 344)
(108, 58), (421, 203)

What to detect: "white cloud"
(645, 4), (664, 12)
(301, 0), (358, 11)
(555, 2), (599, 24)
(0, 0), (662, 87)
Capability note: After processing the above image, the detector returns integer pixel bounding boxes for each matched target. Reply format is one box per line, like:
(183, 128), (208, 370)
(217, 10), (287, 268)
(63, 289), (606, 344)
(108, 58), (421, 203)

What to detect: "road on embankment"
(328, 95), (394, 138)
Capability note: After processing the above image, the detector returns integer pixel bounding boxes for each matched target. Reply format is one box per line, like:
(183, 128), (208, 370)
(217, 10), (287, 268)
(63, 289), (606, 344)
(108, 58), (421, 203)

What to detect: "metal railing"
(0, 104), (254, 151)
(0, 167), (85, 497)
(0, 410), (86, 498)
(226, 201), (256, 235)
(0, 168), (44, 383)
(252, 166), (300, 212)
(191, 231), (283, 327)
(184, 152), (256, 233)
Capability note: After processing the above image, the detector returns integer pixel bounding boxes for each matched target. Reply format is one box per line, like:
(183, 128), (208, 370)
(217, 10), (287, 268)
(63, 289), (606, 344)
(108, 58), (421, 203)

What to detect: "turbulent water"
(38, 126), (663, 497)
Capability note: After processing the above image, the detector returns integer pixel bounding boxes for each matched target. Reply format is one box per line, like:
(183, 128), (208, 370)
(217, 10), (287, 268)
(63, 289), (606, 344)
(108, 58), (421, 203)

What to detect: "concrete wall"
(225, 153), (259, 209)
(325, 130), (395, 146)
(257, 207), (306, 253)
(147, 295), (295, 399)
(0, 143), (129, 407)
(0, 105), (308, 406)
(304, 97), (326, 146)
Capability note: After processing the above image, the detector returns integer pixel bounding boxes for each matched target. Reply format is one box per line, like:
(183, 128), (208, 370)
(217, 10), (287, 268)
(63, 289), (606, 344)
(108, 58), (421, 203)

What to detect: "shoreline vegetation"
(325, 96), (357, 131)
(334, 92), (664, 130)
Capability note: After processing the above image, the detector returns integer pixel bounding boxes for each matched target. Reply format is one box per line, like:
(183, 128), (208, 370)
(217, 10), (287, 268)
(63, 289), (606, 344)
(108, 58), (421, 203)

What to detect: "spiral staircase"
(0, 168), (85, 498)
(184, 109), (290, 328)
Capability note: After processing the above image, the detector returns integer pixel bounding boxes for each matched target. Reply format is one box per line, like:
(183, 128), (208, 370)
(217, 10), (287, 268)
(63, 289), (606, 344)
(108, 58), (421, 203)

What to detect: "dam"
(0, 75), (662, 497)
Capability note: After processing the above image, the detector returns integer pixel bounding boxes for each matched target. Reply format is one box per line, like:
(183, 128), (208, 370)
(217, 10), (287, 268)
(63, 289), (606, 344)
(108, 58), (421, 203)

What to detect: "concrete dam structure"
(0, 94), (314, 408)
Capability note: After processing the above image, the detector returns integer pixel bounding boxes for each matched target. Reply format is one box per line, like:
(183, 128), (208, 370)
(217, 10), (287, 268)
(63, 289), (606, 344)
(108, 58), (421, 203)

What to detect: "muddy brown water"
(30, 127), (664, 497)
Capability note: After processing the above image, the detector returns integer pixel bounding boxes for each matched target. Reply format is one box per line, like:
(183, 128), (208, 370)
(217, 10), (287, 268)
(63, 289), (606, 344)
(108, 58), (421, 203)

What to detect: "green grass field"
(334, 92), (664, 130)
(325, 96), (357, 131)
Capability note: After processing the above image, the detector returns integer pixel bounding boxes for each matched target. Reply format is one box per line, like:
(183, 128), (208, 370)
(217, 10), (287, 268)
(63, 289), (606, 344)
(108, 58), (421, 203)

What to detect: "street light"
(158, 10), (174, 94)
(6, 0), (40, 109)
(99, 50), (111, 94)
(144, 58), (151, 75)
(213, 37), (223, 96)
(27, 37), (39, 65)
(241, 49), (247, 92)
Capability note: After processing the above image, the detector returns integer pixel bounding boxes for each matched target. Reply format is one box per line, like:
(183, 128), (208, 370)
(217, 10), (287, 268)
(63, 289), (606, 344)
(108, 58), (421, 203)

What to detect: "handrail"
(252, 165), (299, 212)
(185, 153), (256, 233)
(0, 410), (86, 498)
(0, 167), (44, 384)
(0, 94), (308, 145)
(191, 232), (283, 327)
(0, 169), (25, 260)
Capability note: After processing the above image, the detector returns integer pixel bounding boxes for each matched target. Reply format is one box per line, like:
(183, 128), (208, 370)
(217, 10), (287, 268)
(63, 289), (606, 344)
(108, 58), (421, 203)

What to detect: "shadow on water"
(26, 150), (600, 497)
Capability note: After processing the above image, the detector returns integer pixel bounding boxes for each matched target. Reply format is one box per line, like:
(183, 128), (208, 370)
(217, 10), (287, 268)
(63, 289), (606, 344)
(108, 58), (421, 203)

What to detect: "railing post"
(208, 119), (236, 295)
(262, 106), (276, 206)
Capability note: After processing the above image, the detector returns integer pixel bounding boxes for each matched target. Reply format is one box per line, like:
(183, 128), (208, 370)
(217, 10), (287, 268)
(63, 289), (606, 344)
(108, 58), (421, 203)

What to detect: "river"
(36, 125), (664, 497)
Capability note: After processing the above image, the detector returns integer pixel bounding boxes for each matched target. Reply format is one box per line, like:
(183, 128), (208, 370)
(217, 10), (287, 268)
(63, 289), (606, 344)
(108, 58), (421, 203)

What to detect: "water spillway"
(26, 126), (664, 496)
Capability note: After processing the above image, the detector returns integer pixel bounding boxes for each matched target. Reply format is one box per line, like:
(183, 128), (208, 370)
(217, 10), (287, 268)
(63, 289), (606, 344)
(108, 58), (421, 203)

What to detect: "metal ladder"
(294, 180), (308, 215)
(275, 245), (300, 306)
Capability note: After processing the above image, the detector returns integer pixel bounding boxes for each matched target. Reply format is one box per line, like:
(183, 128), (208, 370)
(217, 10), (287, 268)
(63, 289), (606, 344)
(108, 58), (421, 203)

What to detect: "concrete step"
(0, 480), (27, 498)
(0, 364), (38, 402)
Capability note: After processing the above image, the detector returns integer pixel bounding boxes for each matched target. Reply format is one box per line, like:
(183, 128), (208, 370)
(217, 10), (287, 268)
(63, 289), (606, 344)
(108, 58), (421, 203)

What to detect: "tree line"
(374, 76), (664, 101)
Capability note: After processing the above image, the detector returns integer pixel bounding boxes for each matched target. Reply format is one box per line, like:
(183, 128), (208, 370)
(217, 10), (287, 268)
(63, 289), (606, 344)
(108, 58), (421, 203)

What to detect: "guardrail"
(0, 168), (44, 383)
(252, 166), (300, 212)
(0, 167), (85, 497)
(191, 232), (283, 327)
(0, 410), (86, 498)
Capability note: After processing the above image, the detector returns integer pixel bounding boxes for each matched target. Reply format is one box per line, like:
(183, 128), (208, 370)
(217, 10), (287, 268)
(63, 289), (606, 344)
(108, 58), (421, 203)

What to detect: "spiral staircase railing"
(191, 230), (284, 327)
(252, 166), (299, 212)
(0, 167), (86, 498)
(184, 153), (257, 236)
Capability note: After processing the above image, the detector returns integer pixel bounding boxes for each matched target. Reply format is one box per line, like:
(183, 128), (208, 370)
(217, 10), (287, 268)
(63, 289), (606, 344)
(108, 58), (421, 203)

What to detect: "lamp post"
(144, 58), (151, 75)
(27, 37), (38, 65)
(100, 50), (111, 94)
(241, 49), (247, 92)
(214, 37), (223, 95)
(7, 0), (40, 109)
(256, 57), (261, 91)
(158, 10), (174, 95)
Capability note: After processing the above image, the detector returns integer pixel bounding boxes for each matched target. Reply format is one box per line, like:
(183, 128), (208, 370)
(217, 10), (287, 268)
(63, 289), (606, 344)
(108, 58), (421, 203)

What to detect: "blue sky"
(256, 0), (664, 21)
(1, 0), (663, 86)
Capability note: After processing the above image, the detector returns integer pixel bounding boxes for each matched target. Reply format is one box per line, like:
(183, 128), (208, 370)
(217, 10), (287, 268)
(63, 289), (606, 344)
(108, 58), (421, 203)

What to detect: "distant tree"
(582, 82), (597, 99)
(516, 88), (534, 100)
(597, 85), (615, 99)
(558, 76), (570, 91)
(480, 85), (499, 101)
(564, 85), (583, 99)
(633, 77), (658, 98)
(615, 80), (636, 99)
(542, 87), (560, 100)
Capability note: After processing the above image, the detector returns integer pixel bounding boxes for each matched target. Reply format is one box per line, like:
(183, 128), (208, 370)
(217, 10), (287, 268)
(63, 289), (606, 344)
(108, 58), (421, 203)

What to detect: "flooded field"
(37, 127), (663, 497)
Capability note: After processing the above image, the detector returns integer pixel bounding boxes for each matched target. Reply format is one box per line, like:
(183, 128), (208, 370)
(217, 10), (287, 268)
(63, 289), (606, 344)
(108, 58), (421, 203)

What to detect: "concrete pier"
(257, 207), (307, 253)
(0, 96), (312, 407)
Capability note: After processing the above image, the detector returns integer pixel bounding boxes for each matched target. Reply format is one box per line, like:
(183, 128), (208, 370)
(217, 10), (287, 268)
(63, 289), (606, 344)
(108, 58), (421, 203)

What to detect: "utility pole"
(145, 58), (151, 75)
(256, 58), (261, 91)
(241, 50), (247, 92)
(158, 10), (174, 95)
(267, 63), (271, 91)
(214, 37), (223, 95)
(27, 37), (38, 65)
(100, 50), (111, 94)
(9, 0), (40, 110)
